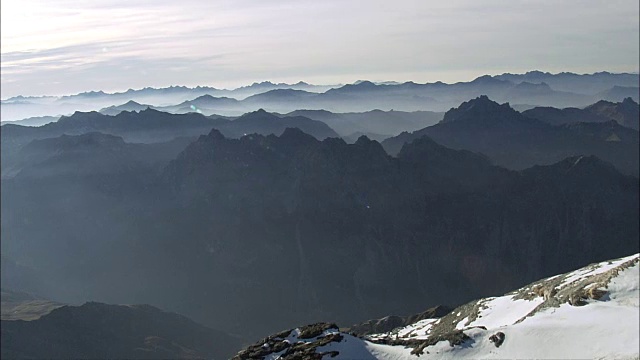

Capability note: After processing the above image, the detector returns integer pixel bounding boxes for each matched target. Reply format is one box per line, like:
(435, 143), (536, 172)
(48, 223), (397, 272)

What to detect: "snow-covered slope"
(233, 253), (639, 360)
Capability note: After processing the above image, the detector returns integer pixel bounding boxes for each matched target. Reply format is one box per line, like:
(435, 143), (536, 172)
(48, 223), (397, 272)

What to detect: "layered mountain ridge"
(1, 93), (638, 348)
(2, 71), (637, 122)
(382, 96), (639, 176)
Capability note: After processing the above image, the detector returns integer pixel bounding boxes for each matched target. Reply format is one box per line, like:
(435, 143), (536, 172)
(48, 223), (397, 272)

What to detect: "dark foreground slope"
(1, 289), (64, 321)
(1, 302), (241, 359)
(2, 127), (638, 341)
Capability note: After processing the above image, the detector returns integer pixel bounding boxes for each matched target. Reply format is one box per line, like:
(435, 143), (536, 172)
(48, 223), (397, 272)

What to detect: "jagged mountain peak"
(441, 95), (518, 123)
(353, 80), (376, 86)
(583, 97), (639, 130)
(184, 94), (237, 106)
(206, 128), (226, 141)
(552, 154), (618, 174)
(138, 107), (162, 114)
(192, 94), (216, 101)
(588, 99), (617, 108)
(251, 108), (269, 114)
(397, 135), (492, 169)
(469, 75), (506, 85)
(354, 134), (374, 146)
(396, 134), (442, 156)
(522, 154), (625, 184)
(514, 81), (552, 90)
(65, 110), (103, 118)
(524, 70), (551, 76)
(279, 127), (317, 144)
(57, 111), (105, 124)
(236, 108), (276, 121)
(352, 135), (387, 158)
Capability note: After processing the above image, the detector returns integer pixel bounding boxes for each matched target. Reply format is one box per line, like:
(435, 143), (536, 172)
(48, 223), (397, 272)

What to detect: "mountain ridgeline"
(2, 71), (638, 123)
(2, 105), (638, 344)
(523, 97), (639, 130)
(1, 301), (241, 359)
(382, 95), (639, 176)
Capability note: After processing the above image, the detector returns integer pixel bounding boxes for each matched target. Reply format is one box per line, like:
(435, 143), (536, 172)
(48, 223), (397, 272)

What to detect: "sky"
(1, 0), (639, 98)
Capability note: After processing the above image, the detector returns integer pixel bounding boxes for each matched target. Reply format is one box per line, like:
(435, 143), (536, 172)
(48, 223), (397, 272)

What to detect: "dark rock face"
(0, 109), (339, 162)
(0, 109), (226, 160)
(440, 95), (520, 124)
(99, 100), (150, 116)
(524, 97), (639, 130)
(522, 106), (608, 126)
(285, 109), (444, 138)
(349, 315), (405, 336)
(2, 124), (638, 343)
(221, 109), (340, 139)
(493, 71), (639, 96)
(348, 305), (453, 336)
(232, 323), (343, 360)
(405, 306), (453, 327)
(585, 98), (639, 130)
(370, 329), (472, 356)
(298, 323), (339, 339)
(489, 332), (505, 347)
(382, 96), (639, 176)
(0, 302), (241, 359)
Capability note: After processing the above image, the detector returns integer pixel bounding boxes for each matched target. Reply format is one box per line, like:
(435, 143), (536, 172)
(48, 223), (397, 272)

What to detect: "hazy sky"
(1, 0), (638, 98)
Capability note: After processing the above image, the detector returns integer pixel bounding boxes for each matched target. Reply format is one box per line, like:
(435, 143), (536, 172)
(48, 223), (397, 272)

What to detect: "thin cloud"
(1, 0), (638, 97)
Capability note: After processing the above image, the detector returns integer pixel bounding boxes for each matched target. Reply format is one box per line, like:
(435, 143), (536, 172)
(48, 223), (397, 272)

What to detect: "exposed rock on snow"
(488, 332), (505, 347)
(347, 305), (452, 336)
(232, 323), (343, 360)
(233, 253), (639, 359)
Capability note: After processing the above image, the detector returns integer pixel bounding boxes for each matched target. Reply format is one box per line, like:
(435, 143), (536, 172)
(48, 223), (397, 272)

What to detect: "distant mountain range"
(282, 109), (444, 137)
(99, 100), (152, 116)
(494, 70), (639, 94)
(0, 115), (60, 127)
(522, 97), (639, 130)
(3, 123), (637, 340)
(5, 97), (637, 177)
(0, 108), (338, 162)
(382, 96), (639, 176)
(1, 73), (638, 359)
(2, 71), (637, 122)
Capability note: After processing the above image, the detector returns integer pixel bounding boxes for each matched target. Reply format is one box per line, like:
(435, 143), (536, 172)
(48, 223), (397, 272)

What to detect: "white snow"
(455, 316), (469, 330)
(466, 295), (544, 329)
(607, 262), (639, 307)
(387, 318), (438, 339)
(325, 253), (639, 360)
(316, 333), (380, 359)
(256, 254), (639, 360)
(558, 253), (637, 288)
